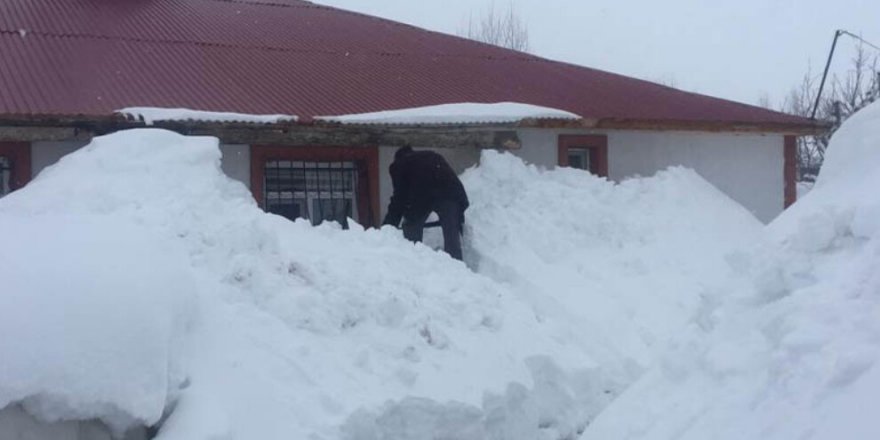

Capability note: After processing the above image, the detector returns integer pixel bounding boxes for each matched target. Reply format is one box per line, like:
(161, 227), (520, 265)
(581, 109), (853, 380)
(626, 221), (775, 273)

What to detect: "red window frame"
(0, 142), (32, 194)
(558, 134), (609, 177)
(250, 145), (381, 227)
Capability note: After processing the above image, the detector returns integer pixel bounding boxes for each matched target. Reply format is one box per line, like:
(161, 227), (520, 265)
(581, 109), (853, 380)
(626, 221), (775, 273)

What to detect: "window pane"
(567, 148), (591, 171)
(0, 156), (11, 197)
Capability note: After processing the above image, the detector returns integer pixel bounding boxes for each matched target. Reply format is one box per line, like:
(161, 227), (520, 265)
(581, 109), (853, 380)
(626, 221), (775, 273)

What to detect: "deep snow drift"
(0, 128), (764, 439)
(581, 102), (880, 440)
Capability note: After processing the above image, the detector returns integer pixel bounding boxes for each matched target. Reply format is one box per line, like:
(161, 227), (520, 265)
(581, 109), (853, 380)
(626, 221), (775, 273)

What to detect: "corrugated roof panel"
(0, 0), (813, 127)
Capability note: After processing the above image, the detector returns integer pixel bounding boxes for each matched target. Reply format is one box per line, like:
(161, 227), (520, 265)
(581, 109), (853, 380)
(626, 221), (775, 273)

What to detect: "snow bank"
(117, 107), (297, 125)
(316, 102), (580, 125)
(0, 127), (768, 440)
(0, 129), (595, 439)
(581, 102), (880, 439)
(460, 151), (762, 395)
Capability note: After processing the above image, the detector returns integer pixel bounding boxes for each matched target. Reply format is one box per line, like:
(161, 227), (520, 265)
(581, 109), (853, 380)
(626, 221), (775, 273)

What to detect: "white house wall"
(606, 131), (784, 223)
(510, 128), (785, 223)
(27, 131), (784, 223)
(510, 129), (559, 169)
(31, 141), (88, 177)
(218, 144), (250, 188)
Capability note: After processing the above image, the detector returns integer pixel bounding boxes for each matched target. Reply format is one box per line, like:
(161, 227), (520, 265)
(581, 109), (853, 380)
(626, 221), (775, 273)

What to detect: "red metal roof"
(0, 0), (813, 128)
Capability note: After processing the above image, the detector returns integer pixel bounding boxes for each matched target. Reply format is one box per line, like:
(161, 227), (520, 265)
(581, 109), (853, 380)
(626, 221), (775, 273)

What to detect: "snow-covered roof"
(117, 107), (297, 125)
(315, 102), (581, 126)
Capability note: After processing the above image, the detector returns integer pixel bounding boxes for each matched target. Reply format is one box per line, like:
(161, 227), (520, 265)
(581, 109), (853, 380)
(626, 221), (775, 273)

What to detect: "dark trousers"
(402, 199), (464, 260)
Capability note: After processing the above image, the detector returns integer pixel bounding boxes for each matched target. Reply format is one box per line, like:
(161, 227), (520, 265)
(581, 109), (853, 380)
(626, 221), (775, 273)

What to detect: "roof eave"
(0, 113), (832, 140)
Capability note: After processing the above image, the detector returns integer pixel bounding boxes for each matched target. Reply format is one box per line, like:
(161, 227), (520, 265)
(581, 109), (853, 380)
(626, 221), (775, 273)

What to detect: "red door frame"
(558, 134), (609, 177)
(0, 142), (32, 193)
(250, 145), (381, 227)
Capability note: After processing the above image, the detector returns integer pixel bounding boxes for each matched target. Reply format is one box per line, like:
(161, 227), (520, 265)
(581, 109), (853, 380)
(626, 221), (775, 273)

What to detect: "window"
(0, 142), (31, 197)
(558, 135), (608, 177)
(251, 146), (380, 227)
(566, 148), (591, 172)
(264, 160), (358, 226)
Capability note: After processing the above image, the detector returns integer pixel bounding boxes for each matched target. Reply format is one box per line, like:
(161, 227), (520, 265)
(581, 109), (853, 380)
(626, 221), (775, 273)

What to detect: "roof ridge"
(0, 27), (545, 64)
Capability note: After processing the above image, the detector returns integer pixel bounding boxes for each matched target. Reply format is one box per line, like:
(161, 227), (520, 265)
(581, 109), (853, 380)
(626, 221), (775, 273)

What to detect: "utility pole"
(811, 30), (842, 119)
(811, 30), (880, 119)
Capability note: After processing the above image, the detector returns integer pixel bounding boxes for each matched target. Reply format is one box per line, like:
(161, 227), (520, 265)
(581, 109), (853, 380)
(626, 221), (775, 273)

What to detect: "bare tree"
(783, 41), (879, 181)
(459, 2), (530, 52)
(652, 74), (679, 89)
(757, 91), (773, 109)
(828, 42), (879, 118)
(783, 68), (825, 179)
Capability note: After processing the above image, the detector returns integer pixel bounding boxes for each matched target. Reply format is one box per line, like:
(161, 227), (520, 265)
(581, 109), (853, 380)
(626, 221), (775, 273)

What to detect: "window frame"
(250, 145), (380, 227)
(558, 134), (609, 177)
(0, 142), (32, 196)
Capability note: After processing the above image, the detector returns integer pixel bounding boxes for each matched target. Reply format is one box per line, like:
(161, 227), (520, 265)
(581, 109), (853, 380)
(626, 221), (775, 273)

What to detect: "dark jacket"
(383, 150), (469, 226)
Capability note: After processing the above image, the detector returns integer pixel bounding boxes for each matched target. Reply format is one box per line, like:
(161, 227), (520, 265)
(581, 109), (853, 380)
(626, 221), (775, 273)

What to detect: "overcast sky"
(314, 0), (879, 108)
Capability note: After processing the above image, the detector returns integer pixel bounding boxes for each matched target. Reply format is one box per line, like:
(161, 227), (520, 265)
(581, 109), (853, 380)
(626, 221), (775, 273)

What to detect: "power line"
(811, 29), (880, 119)
(838, 30), (880, 53)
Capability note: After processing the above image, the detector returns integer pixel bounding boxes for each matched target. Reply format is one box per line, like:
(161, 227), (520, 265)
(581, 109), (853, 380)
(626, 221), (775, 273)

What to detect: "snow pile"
(117, 107), (297, 125)
(460, 151), (762, 392)
(0, 217), (194, 435)
(0, 127), (773, 440)
(796, 180), (813, 198)
(316, 102), (580, 125)
(581, 102), (880, 439)
(0, 129), (600, 440)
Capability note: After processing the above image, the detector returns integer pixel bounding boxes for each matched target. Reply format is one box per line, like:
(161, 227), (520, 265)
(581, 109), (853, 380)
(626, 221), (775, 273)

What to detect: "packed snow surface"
(117, 107), (297, 125)
(316, 102), (581, 125)
(581, 102), (880, 439)
(0, 128), (764, 439)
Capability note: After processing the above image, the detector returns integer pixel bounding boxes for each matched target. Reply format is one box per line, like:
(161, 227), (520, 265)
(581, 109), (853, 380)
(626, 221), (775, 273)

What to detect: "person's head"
(394, 145), (414, 161)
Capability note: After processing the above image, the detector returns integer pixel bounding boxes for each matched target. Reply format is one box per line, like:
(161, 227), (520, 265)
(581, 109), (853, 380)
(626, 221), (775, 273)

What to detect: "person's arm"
(382, 163), (406, 227)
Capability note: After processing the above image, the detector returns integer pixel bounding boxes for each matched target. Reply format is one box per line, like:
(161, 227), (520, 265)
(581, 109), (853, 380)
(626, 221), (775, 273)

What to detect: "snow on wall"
(580, 102), (880, 440)
(26, 128), (784, 226)
(510, 128), (786, 223)
(607, 131), (784, 223)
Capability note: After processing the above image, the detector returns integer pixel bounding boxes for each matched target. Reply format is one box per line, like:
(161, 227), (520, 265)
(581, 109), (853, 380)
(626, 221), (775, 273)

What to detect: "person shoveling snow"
(382, 146), (470, 261)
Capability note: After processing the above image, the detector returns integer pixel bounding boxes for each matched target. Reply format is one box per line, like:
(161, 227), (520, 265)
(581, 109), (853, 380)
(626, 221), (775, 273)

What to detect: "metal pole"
(811, 30), (843, 119)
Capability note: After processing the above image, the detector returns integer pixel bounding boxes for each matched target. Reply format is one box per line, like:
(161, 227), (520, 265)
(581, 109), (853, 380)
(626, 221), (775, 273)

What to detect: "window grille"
(264, 160), (358, 226)
(0, 156), (11, 197)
